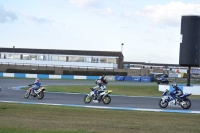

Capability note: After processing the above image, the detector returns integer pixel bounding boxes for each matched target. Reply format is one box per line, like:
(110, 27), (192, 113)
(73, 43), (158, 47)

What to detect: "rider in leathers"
(30, 78), (42, 95)
(92, 75), (108, 100)
(170, 82), (183, 102)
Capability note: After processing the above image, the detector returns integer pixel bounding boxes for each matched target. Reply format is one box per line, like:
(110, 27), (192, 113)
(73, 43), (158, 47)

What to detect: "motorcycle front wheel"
(103, 95), (111, 105)
(159, 99), (168, 108)
(84, 95), (91, 103)
(24, 91), (30, 99)
(157, 81), (161, 84)
(37, 91), (44, 99)
(181, 98), (191, 109)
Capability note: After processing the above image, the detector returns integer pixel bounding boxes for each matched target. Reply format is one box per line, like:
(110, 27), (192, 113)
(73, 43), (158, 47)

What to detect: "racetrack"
(0, 79), (200, 113)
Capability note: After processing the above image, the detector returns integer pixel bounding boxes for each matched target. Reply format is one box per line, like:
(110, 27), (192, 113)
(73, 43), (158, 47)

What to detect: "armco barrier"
(115, 76), (125, 81)
(141, 76), (152, 82)
(124, 76), (133, 81)
(132, 76), (141, 82)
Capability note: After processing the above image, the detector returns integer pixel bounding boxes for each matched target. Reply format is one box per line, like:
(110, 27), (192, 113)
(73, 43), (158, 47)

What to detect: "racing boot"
(31, 89), (35, 96)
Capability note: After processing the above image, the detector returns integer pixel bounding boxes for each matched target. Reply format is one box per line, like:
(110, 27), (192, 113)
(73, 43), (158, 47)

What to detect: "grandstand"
(0, 47), (124, 69)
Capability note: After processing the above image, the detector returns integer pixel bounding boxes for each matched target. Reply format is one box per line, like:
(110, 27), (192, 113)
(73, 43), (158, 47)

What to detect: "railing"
(0, 62), (115, 70)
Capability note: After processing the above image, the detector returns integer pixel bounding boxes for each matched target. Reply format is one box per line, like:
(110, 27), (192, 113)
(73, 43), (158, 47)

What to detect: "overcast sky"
(0, 0), (200, 64)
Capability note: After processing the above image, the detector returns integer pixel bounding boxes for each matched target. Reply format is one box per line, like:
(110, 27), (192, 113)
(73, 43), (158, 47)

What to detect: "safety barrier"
(0, 72), (153, 82)
(115, 76), (152, 82)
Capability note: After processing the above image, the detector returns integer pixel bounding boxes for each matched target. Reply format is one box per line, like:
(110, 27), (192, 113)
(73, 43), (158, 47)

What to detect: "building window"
(0, 53), (5, 59)
(107, 58), (116, 63)
(84, 57), (92, 63)
(13, 54), (20, 59)
(58, 56), (66, 61)
(30, 55), (37, 60)
(6, 54), (14, 59)
(100, 58), (107, 63)
(68, 56), (84, 62)
(123, 64), (129, 68)
(92, 57), (99, 63)
(44, 55), (48, 61)
(38, 55), (44, 61)
(52, 55), (59, 61)
(22, 54), (30, 60)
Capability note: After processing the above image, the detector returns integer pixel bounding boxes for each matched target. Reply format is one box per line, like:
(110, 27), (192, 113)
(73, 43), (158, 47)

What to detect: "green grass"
(23, 85), (161, 96)
(0, 102), (200, 133)
(23, 85), (200, 99)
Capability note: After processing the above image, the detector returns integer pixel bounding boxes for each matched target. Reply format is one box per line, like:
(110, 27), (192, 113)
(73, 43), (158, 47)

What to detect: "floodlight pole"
(121, 43), (124, 52)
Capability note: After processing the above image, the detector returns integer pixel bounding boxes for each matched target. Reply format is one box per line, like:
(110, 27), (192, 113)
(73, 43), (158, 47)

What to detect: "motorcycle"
(24, 84), (46, 99)
(84, 88), (112, 105)
(157, 78), (169, 84)
(159, 89), (192, 109)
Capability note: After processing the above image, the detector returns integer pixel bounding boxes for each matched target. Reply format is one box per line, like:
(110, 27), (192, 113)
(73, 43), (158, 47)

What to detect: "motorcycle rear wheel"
(24, 91), (30, 99)
(181, 98), (191, 109)
(159, 99), (168, 108)
(84, 95), (91, 103)
(103, 95), (111, 105)
(37, 91), (44, 99)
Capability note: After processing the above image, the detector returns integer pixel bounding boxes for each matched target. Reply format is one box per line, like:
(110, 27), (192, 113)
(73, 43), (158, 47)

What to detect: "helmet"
(35, 78), (40, 82)
(102, 75), (105, 78)
(172, 82), (177, 88)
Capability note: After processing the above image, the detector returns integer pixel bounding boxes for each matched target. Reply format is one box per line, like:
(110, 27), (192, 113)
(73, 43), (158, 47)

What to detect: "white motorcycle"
(159, 89), (192, 109)
(84, 87), (112, 105)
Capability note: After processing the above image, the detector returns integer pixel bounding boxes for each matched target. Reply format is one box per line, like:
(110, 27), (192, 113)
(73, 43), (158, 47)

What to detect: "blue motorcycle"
(159, 89), (192, 109)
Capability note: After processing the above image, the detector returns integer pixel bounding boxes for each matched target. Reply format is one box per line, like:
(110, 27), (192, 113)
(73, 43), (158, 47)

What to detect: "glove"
(28, 84), (32, 86)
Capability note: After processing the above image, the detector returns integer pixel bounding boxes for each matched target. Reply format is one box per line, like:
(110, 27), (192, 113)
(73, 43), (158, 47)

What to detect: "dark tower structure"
(179, 15), (200, 86)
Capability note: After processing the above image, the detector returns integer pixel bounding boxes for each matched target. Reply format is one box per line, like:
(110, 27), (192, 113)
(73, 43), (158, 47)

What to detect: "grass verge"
(0, 102), (200, 133)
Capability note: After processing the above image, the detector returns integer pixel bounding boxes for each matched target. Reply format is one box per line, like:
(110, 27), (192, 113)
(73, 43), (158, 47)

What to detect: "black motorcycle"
(157, 78), (169, 84)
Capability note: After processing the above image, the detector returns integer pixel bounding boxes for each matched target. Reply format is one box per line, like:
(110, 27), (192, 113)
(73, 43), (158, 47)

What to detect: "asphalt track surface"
(0, 78), (200, 112)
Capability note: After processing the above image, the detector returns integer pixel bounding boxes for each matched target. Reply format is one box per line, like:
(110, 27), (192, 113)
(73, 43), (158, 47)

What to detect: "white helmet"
(172, 82), (177, 87)
(35, 78), (40, 82)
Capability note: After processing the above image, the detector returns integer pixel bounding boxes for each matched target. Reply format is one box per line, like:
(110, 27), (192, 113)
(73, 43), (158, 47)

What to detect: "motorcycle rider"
(161, 74), (166, 82)
(170, 82), (183, 103)
(29, 78), (42, 95)
(91, 75), (108, 100)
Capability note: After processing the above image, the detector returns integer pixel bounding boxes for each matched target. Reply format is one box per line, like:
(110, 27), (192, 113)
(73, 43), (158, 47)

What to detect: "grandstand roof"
(0, 47), (122, 57)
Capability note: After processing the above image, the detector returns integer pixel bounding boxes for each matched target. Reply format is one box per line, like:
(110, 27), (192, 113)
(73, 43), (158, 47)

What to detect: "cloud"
(23, 13), (52, 24)
(69, 0), (113, 16)
(0, 5), (18, 23)
(94, 7), (113, 15)
(135, 1), (200, 27)
(69, 0), (101, 8)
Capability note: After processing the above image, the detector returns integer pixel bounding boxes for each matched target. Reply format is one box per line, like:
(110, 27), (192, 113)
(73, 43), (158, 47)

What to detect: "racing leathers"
(30, 81), (42, 95)
(170, 86), (183, 102)
(161, 75), (166, 81)
(92, 77), (108, 100)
